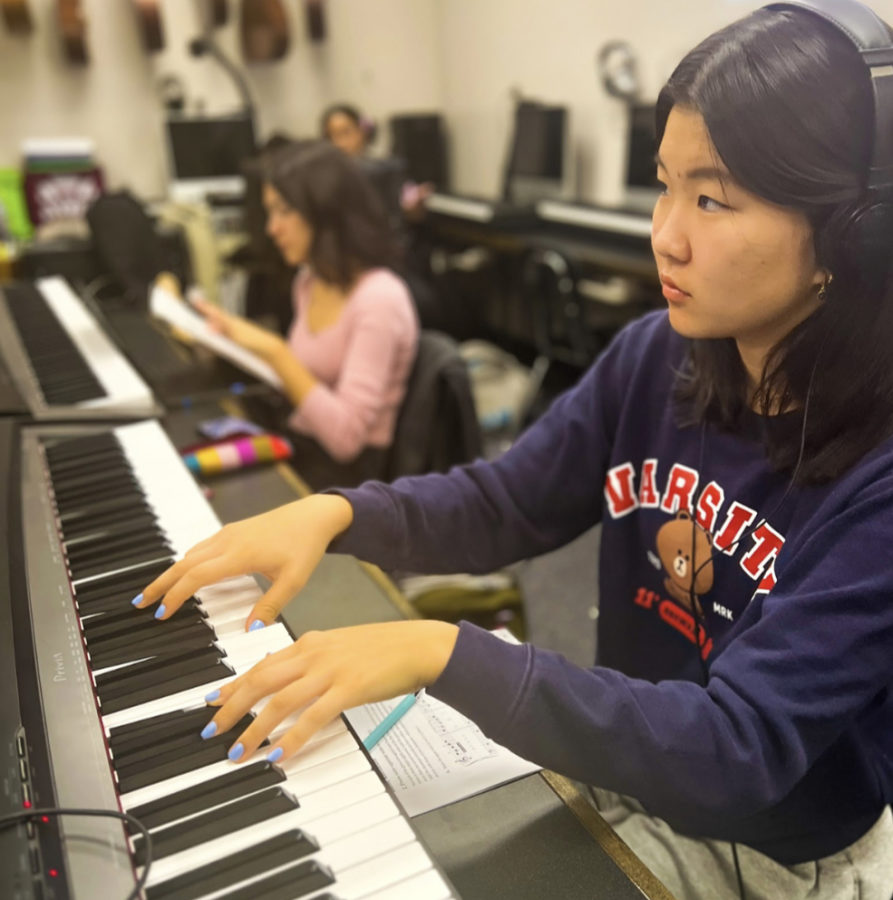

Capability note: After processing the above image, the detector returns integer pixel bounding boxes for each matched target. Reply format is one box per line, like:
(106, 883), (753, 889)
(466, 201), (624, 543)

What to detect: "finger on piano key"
(138, 554), (235, 620)
(120, 716), (349, 810)
(101, 626), (292, 730)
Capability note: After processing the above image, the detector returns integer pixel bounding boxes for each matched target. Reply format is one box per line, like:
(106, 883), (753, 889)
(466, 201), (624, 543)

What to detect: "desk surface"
(162, 403), (675, 900)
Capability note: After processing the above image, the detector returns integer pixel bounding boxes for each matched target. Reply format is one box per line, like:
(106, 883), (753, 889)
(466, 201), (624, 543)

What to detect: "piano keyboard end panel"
(20, 433), (136, 900)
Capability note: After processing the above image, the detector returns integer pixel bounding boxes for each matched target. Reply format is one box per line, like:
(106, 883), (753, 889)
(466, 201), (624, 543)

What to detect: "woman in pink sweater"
(195, 141), (419, 488)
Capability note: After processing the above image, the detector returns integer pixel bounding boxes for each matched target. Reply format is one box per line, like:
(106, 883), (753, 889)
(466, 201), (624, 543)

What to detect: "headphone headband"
(766, 0), (893, 189)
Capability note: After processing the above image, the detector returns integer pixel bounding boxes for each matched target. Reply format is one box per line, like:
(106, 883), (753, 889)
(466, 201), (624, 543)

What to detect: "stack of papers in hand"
(149, 284), (283, 389)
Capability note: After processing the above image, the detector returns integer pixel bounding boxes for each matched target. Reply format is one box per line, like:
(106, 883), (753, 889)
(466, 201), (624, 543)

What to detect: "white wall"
(435, 0), (893, 204)
(3, 0), (893, 207)
(0, 0), (444, 200)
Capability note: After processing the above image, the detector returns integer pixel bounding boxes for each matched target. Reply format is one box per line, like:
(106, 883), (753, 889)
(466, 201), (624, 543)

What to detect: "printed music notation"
(344, 630), (540, 817)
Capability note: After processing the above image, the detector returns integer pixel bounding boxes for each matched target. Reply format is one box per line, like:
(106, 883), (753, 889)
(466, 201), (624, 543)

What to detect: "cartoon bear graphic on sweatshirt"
(655, 510), (713, 616)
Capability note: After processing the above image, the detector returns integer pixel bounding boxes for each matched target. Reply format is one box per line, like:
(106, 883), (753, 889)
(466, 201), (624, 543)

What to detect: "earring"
(818, 272), (834, 301)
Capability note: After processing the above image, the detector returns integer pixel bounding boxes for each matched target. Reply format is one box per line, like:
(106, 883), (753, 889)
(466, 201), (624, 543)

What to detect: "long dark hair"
(660, 6), (893, 483)
(261, 140), (395, 289)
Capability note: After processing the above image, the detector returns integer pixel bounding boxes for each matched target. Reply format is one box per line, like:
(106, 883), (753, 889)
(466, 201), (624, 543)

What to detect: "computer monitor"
(624, 103), (660, 213)
(165, 113), (256, 203)
(502, 100), (568, 204)
(389, 114), (449, 189)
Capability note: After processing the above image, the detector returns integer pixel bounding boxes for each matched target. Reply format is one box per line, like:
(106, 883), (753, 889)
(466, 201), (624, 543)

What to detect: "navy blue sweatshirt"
(331, 311), (893, 865)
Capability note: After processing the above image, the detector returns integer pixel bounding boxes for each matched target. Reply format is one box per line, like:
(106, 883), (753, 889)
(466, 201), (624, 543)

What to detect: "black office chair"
(385, 330), (482, 480)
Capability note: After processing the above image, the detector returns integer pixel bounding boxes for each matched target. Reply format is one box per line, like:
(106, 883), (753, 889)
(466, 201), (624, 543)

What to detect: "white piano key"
(101, 628), (291, 729)
(356, 867), (455, 900)
(145, 769), (389, 886)
(38, 422), (456, 900)
(115, 421), (223, 555)
(121, 721), (360, 810)
(144, 730), (364, 840)
(37, 277), (157, 414)
(193, 813), (417, 900)
(323, 841), (436, 899)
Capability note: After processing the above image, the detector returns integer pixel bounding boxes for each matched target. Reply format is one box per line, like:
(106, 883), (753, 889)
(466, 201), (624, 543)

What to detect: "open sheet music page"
(345, 629), (541, 817)
(149, 284), (284, 389)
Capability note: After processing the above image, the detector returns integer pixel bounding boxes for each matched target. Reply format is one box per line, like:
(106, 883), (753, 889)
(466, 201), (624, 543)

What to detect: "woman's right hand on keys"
(133, 494), (354, 630)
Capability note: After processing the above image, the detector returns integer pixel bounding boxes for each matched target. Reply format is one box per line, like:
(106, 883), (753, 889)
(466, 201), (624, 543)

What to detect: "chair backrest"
(385, 330), (482, 480)
(86, 190), (166, 306)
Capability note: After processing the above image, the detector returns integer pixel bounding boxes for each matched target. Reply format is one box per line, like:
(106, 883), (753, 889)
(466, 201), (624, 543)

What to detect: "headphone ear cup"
(818, 198), (893, 292)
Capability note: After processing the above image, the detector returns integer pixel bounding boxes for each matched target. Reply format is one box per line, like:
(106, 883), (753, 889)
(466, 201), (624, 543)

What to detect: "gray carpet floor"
(511, 524), (601, 667)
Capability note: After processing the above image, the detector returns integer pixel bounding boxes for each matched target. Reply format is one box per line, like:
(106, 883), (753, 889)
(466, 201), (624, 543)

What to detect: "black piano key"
(93, 638), (215, 690)
(64, 513), (162, 548)
(83, 596), (202, 631)
(145, 830), (319, 900)
(109, 706), (215, 747)
(88, 614), (212, 655)
(45, 432), (119, 460)
(50, 467), (138, 495)
(66, 530), (169, 568)
(59, 493), (153, 525)
(88, 629), (214, 670)
(68, 537), (173, 577)
(72, 553), (175, 584)
(79, 593), (200, 621)
(117, 740), (233, 795)
(45, 447), (124, 473)
(52, 472), (140, 504)
(132, 788), (298, 865)
(116, 727), (235, 780)
(82, 599), (202, 641)
(97, 650), (224, 705)
(211, 860), (336, 900)
(113, 713), (254, 770)
(127, 760), (284, 832)
(74, 560), (172, 603)
(99, 659), (233, 715)
(62, 507), (159, 542)
(82, 608), (170, 641)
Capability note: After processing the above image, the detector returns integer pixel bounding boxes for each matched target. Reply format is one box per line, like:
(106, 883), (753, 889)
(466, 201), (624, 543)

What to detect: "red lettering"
(658, 600), (713, 659)
(695, 482), (724, 533)
(756, 567), (777, 594)
(604, 463), (638, 518)
(633, 587), (658, 609)
(660, 464), (698, 514)
(740, 522), (784, 581)
(639, 459), (659, 507)
(713, 502), (756, 555)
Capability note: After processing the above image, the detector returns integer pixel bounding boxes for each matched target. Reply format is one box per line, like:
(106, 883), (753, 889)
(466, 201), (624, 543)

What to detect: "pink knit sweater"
(286, 268), (418, 462)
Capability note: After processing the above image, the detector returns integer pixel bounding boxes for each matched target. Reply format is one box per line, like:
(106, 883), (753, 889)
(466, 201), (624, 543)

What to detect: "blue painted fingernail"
(266, 747), (283, 763)
(228, 742), (244, 762)
(249, 620), (265, 632)
(200, 721), (217, 740)
(131, 593), (143, 607)
(154, 604), (166, 619)
(205, 689), (220, 703)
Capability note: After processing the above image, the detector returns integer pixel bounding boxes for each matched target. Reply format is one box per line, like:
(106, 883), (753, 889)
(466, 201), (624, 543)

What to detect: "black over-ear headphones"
(767, 0), (893, 289)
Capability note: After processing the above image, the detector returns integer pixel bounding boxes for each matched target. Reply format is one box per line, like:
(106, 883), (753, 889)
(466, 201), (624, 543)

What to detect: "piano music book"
(150, 283), (284, 389)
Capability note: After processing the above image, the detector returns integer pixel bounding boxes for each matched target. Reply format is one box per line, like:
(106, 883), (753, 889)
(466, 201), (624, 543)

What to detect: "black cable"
(0, 806), (152, 900)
